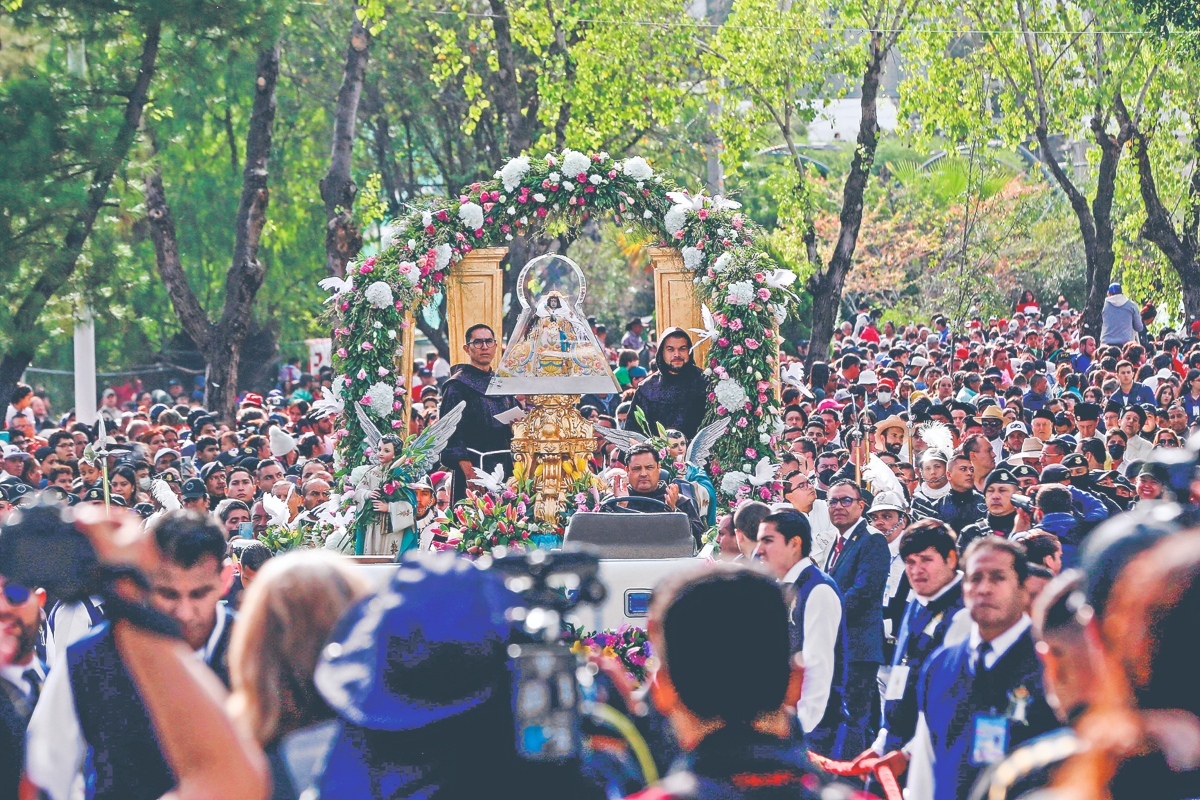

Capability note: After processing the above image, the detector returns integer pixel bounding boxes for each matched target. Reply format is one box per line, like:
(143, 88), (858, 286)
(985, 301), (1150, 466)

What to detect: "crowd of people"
(1, 283), (1200, 799)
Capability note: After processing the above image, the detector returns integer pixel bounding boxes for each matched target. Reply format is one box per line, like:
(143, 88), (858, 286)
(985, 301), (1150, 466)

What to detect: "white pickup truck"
(352, 504), (703, 632)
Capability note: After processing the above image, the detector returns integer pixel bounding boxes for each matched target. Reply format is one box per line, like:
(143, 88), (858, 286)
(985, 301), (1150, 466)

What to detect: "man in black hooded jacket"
(629, 328), (709, 439)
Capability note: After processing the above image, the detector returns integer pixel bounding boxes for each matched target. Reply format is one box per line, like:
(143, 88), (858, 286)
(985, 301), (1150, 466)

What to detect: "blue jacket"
(824, 519), (891, 664)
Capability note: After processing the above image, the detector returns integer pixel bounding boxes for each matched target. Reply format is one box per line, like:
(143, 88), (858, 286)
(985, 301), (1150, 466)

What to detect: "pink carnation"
(730, 318), (743, 331)
(361, 342), (373, 351)
(337, 348), (348, 358)
(757, 288), (771, 301)
(717, 337), (730, 348)
(745, 448), (757, 459)
(745, 338), (760, 350)
(358, 263), (374, 275)
(733, 345), (744, 355)
(736, 417), (749, 428)
(698, 208), (708, 220)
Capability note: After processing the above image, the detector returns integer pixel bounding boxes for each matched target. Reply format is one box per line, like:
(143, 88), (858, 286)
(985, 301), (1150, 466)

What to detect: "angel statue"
(349, 401), (465, 556)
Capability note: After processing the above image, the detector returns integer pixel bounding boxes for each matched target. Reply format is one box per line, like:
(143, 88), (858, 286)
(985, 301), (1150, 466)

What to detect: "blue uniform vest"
(67, 615), (234, 800)
(917, 629), (1055, 800)
(882, 581), (964, 751)
(790, 564), (847, 729)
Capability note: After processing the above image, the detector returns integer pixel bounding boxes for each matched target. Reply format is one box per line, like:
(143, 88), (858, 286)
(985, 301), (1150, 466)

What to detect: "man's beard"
(884, 441), (903, 455)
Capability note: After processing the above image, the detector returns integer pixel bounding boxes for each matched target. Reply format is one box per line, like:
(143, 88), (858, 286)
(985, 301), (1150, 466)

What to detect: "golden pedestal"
(510, 394), (594, 523)
(447, 247), (506, 366)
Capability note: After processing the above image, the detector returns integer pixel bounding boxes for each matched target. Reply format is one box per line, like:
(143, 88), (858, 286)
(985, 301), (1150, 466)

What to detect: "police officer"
(958, 469), (1031, 553)
(180, 478), (209, 513)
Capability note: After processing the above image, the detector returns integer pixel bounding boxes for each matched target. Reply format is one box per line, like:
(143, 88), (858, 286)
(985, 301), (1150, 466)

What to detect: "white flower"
(549, 172), (560, 182)
(561, 149), (591, 177)
(435, 243), (452, 270)
(713, 253), (734, 273)
(643, 210), (653, 219)
(725, 280), (755, 306)
(407, 238), (417, 251)
(458, 202), (484, 230)
(497, 155), (531, 192)
(681, 246), (704, 271)
(373, 321), (383, 329)
(772, 303), (788, 326)
(364, 281), (394, 309)
(396, 261), (419, 285)
(637, 181), (645, 189)
(664, 204), (689, 235)
(421, 210), (433, 228)
(507, 206), (516, 215)
(622, 156), (654, 182)
(714, 377), (749, 410)
(388, 329), (397, 339)
(588, 173), (602, 185)
(562, 181), (575, 191)
(366, 381), (395, 417)
(533, 193), (547, 203)
(720, 471), (749, 495)
(760, 433), (771, 445)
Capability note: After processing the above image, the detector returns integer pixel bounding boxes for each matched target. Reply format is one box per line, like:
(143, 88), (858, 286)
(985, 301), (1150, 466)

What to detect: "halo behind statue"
(487, 254), (620, 396)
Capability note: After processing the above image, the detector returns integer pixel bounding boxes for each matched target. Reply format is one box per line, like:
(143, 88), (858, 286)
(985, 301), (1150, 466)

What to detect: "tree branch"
(320, 9), (371, 278)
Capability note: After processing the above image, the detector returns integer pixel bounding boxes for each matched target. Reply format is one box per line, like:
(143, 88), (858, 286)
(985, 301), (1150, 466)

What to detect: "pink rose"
(393, 401), (404, 411)
(745, 338), (760, 350)
(758, 392), (768, 403)
(536, 207), (548, 217)
(437, 210), (450, 222)
(359, 263), (374, 275)
(757, 288), (771, 300)
(425, 225), (436, 235)
(609, 169), (617, 178)
(576, 172), (587, 181)
(337, 348), (348, 358)
(364, 256), (377, 267)
(717, 337), (730, 348)
(730, 318), (743, 331)
(736, 417), (749, 428)
(361, 342), (373, 351)
(698, 208), (708, 220)
(745, 448), (757, 458)
(754, 272), (765, 282)
(733, 345), (744, 355)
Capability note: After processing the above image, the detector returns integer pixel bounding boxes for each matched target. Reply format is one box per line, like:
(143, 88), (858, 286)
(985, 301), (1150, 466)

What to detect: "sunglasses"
(1, 582), (32, 606)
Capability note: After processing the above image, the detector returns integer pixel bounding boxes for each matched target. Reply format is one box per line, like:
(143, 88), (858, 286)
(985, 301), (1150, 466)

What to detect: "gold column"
(447, 247), (507, 364)
(396, 311), (416, 432)
(648, 246), (708, 367)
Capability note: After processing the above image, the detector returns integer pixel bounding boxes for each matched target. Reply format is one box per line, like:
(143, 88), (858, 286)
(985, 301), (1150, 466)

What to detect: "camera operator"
(285, 551), (604, 799)
(26, 509), (244, 800)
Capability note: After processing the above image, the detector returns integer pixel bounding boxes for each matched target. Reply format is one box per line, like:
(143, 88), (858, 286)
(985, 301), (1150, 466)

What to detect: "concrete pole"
(74, 308), (98, 425)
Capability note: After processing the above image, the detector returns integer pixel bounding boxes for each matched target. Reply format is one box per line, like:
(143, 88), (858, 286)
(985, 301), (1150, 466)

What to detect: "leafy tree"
(906, 0), (1160, 339)
(706, 0), (922, 367)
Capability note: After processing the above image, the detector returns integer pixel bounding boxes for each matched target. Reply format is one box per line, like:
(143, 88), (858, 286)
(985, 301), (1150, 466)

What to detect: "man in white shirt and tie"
(754, 509), (846, 756)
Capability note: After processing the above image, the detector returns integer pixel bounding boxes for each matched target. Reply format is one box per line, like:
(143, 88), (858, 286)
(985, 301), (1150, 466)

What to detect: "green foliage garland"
(327, 150), (796, 499)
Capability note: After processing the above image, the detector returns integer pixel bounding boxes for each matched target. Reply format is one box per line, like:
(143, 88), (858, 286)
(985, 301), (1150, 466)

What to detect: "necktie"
(973, 640), (992, 674)
(23, 668), (42, 707)
(827, 535), (846, 571)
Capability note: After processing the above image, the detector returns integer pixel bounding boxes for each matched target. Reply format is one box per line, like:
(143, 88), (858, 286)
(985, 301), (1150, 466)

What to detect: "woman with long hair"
(227, 551), (373, 799)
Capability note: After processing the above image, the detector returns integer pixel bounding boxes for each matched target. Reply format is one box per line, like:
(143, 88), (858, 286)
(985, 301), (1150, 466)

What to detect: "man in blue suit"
(823, 478), (891, 759)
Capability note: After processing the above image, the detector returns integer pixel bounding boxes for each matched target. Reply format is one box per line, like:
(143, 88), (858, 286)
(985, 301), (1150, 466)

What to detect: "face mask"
(818, 468), (838, 486)
(138, 477), (151, 491)
(1108, 444), (1126, 460)
(877, 391), (892, 403)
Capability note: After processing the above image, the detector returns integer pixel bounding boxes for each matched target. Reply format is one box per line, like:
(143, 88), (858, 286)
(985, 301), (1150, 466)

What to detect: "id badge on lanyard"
(970, 713), (1009, 766)
(884, 664), (910, 701)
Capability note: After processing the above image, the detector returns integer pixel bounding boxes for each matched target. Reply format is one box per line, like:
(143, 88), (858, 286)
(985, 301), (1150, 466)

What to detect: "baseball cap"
(1004, 422), (1030, 437)
(181, 478), (208, 500)
(199, 461), (224, 480)
(1, 445), (29, 460)
(242, 393), (264, 408)
(1040, 464), (1070, 483)
(314, 553), (519, 731)
(984, 468), (1019, 488)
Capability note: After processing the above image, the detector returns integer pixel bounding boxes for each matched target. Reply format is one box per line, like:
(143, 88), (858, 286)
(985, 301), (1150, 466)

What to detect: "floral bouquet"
(569, 625), (653, 685)
(439, 483), (544, 557)
(258, 524), (305, 555)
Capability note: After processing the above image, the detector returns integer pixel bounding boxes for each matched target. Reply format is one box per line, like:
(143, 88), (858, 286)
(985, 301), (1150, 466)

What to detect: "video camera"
(0, 498), (98, 602)
(490, 547), (608, 762)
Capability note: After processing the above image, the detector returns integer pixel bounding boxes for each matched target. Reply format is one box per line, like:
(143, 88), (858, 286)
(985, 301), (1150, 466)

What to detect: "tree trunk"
(0, 21), (160, 406)
(1125, 114), (1200, 324)
(146, 43), (280, 424)
(320, 11), (370, 279)
(488, 0), (537, 156)
(805, 34), (885, 369)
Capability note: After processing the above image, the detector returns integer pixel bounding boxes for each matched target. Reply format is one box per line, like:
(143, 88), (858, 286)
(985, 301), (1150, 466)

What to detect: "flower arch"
(327, 150), (797, 502)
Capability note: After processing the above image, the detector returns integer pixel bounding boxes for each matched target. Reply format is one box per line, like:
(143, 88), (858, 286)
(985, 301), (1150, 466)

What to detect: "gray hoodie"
(1101, 293), (1143, 345)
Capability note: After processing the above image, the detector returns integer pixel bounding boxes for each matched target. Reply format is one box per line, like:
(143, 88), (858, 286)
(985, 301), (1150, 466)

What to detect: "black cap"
(1033, 408), (1055, 423)
(81, 488), (127, 506)
(181, 478), (208, 500)
(984, 468), (1019, 488)
(199, 461), (224, 480)
(1040, 464), (1071, 483)
(1011, 464), (1039, 480)
(1104, 400), (1124, 415)
(1075, 402), (1101, 421)
(1061, 453), (1089, 471)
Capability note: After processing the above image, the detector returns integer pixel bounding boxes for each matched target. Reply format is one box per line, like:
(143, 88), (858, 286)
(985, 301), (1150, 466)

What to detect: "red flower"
(436, 210), (450, 222)
(425, 225), (436, 235)
(536, 207), (548, 217)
